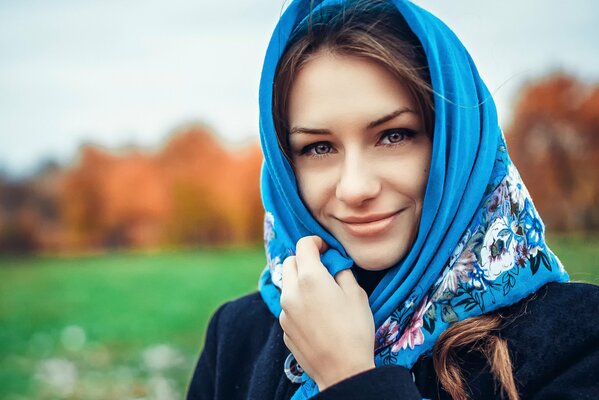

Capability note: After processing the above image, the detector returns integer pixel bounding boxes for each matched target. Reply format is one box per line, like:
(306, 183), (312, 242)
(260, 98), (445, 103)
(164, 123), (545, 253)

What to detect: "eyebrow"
(367, 107), (416, 129)
(289, 107), (416, 135)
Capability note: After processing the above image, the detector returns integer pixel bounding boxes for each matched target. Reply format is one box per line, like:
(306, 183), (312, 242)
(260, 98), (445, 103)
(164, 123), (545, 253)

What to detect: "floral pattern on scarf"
(256, 3), (569, 397)
(372, 138), (566, 365)
(263, 212), (284, 289)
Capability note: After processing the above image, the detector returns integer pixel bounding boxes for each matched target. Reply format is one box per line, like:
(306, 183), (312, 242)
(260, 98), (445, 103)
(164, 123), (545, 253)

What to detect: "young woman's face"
(287, 52), (432, 271)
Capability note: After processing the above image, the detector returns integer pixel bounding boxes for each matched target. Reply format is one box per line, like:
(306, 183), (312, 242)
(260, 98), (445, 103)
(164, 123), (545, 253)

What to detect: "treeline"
(506, 73), (599, 231)
(1, 74), (598, 254)
(0, 125), (263, 253)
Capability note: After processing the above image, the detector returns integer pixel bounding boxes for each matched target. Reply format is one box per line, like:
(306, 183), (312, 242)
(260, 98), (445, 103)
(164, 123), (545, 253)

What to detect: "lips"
(336, 210), (401, 237)
(338, 211), (398, 224)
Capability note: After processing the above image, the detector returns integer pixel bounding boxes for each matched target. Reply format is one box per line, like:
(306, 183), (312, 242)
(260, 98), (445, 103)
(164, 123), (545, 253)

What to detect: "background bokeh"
(1, 1), (598, 399)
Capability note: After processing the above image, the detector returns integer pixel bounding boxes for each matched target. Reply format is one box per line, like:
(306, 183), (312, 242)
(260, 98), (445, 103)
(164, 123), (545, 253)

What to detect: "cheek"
(417, 160), (431, 198)
(410, 142), (432, 200)
(384, 157), (430, 201)
(296, 169), (333, 217)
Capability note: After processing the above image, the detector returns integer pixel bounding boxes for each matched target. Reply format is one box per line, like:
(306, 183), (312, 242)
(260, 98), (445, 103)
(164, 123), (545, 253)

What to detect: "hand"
(279, 235), (376, 391)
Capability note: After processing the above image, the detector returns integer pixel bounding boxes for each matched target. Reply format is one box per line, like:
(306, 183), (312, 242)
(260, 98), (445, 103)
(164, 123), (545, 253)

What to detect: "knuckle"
(357, 286), (369, 300)
(351, 282), (367, 297)
(297, 271), (316, 288)
(280, 292), (296, 311)
(280, 294), (290, 310)
(282, 255), (296, 268)
(296, 236), (313, 253)
(279, 310), (287, 327)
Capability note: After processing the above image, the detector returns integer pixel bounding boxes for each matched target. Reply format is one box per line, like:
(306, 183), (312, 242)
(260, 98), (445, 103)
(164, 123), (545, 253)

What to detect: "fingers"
(295, 236), (329, 282)
(280, 311), (296, 352)
(279, 308), (289, 330)
(333, 268), (355, 287)
(282, 331), (296, 353)
(281, 255), (297, 293)
(334, 269), (367, 297)
(308, 235), (329, 253)
(280, 256), (298, 314)
(282, 236), (328, 287)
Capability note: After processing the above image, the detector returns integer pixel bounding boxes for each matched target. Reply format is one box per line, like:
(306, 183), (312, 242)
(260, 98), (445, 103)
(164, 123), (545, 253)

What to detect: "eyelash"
(298, 128), (417, 158)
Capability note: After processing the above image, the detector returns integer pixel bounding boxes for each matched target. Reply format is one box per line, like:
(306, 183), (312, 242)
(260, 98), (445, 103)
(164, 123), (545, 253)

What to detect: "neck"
(351, 265), (388, 297)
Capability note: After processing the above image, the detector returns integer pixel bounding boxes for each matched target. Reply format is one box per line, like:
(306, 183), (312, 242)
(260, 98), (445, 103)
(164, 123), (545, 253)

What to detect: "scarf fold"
(257, 1), (568, 398)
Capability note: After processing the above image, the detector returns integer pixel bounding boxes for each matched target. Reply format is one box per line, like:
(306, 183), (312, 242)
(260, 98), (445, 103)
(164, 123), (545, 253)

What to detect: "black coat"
(187, 282), (599, 399)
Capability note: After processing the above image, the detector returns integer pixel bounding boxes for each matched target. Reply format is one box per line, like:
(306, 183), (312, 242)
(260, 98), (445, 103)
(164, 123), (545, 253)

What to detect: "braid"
(433, 314), (519, 400)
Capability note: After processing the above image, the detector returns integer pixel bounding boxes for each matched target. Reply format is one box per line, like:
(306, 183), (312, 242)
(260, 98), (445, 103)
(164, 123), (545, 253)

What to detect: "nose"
(335, 152), (381, 206)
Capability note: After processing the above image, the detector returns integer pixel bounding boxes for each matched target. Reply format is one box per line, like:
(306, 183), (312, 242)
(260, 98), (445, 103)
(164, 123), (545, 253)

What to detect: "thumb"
(311, 235), (329, 254)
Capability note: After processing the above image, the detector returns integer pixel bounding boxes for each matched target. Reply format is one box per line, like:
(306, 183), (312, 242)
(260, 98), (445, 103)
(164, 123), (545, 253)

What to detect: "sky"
(1, 0), (598, 177)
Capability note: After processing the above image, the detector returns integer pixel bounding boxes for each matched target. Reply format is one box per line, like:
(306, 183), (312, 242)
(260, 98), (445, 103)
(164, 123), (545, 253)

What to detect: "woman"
(187, 0), (599, 399)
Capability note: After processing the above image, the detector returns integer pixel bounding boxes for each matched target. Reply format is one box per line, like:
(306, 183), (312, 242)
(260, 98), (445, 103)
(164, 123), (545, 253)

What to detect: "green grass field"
(0, 236), (597, 399)
(0, 247), (266, 400)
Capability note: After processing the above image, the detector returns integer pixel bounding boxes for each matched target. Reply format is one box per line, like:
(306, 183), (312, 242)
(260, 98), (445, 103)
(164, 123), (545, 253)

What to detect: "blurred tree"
(0, 162), (65, 254)
(0, 179), (36, 253)
(61, 147), (111, 249)
(506, 74), (599, 231)
(57, 124), (264, 252)
(3, 73), (598, 256)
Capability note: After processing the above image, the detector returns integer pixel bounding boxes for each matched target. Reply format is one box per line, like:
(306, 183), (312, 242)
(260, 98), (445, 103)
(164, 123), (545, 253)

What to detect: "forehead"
(287, 52), (417, 128)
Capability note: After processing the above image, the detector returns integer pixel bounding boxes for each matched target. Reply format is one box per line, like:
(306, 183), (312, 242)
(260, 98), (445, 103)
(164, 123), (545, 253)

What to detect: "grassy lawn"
(546, 234), (599, 284)
(0, 247), (266, 400)
(0, 236), (597, 399)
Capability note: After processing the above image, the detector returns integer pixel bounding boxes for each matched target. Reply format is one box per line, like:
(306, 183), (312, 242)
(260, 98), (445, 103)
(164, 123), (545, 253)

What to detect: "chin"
(342, 233), (414, 271)
(348, 248), (403, 271)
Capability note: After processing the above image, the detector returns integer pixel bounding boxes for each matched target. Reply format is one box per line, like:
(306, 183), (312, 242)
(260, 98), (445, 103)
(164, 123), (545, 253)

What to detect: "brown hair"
(272, 0), (434, 160)
(434, 314), (519, 400)
(271, 1), (519, 398)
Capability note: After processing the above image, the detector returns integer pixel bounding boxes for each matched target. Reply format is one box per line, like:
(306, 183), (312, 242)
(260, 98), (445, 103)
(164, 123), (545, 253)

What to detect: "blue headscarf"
(257, 0), (569, 398)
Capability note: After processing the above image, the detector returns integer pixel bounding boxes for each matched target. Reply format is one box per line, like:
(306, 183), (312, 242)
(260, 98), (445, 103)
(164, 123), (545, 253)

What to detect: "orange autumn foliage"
(59, 125), (263, 250)
(506, 74), (599, 231)
(2, 74), (599, 254)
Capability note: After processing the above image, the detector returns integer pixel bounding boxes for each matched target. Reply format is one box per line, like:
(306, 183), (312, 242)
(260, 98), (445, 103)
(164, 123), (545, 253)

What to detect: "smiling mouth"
(337, 211), (401, 237)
